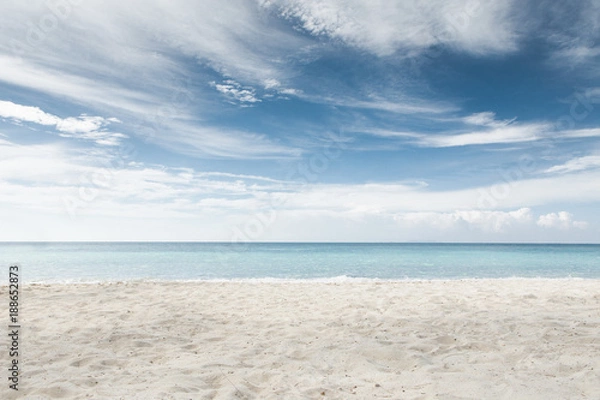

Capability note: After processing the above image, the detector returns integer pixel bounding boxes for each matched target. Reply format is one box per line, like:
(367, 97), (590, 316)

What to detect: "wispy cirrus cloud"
(143, 120), (301, 159)
(544, 155), (600, 174)
(418, 122), (551, 147)
(0, 1), (308, 158)
(553, 45), (600, 65)
(542, 1), (600, 73)
(462, 111), (515, 128)
(0, 92), (298, 158)
(0, 0), (524, 161)
(584, 87), (600, 100)
(262, 0), (521, 56)
(357, 112), (551, 147)
(0, 56), (158, 117)
(358, 109), (600, 148)
(301, 93), (457, 114)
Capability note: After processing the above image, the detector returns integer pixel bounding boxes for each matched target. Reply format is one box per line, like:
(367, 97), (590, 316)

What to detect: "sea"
(1, 242), (599, 283)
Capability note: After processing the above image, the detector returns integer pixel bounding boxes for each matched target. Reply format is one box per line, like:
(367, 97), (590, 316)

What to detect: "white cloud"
(268, 170), (600, 215)
(212, 80), (261, 104)
(0, 92), (298, 158)
(554, 46), (600, 65)
(0, 56), (155, 118)
(356, 114), (600, 148)
(0, 100), (125, 146)
(544, 155), (600, 174)
(0, 132), (598, 240)
(462, 111), (515, 128)
(262, 0), (520, 56)
(3, 0), (595, 161)
(196, 171), (290, 183)
(0, 100), (60, 126)
(0, 1), (308, 158)
(0, 2), (598, 241)
(537, 212), (588, 230)
(0, 0), (474, 159)
(358, 113), (564, 148)
(561, 128), (600, 138)
(545, 2), (600, 71)
(263, 79), (281, 89)
(56, 116), (108, 134)
(145, 121), (301, 159)
(4, 128), (600, 219)
(585, 87), (600, 100)
(395, 208), (533, 232)
(261, 78), (303, 97)
(0, 0), (306, 85)
(301, 94), (456, 114)
(356, 128), (423, 139)
(418, 122), (550, 147)
(0, 135), (293, 219)
(0, 139), (78, 183)
(58, 131), (128, 147)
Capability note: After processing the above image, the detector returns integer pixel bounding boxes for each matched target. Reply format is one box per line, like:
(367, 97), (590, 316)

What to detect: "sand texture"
(2, 279), (600, 399)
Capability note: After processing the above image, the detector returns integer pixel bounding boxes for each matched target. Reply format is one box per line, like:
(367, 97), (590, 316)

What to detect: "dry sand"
(2, 279), (600, 399)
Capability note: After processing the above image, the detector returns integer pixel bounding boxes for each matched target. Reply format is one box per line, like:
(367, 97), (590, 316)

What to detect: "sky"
(0, 0), (599, 242)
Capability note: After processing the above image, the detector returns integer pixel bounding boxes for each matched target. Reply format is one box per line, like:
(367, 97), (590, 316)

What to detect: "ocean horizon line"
(2, 241), (600, 245)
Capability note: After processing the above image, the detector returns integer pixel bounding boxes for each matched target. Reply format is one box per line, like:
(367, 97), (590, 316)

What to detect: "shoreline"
(5, 276), (600, 286)
(4, 280), (600, 399)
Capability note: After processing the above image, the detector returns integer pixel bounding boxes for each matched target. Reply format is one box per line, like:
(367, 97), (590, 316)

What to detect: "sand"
(2, 279), (600, 399)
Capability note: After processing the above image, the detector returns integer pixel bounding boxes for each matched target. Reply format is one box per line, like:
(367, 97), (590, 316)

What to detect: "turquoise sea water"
(1, 242), (599, 283)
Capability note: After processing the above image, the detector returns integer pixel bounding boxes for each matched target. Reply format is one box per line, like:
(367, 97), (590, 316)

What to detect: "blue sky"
(1, 0), (599, 241)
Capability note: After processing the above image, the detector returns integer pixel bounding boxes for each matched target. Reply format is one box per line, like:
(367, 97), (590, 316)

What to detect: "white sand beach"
(4, 279), (600, 399)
